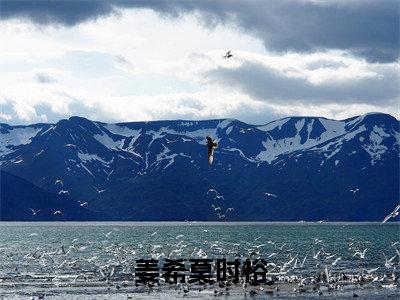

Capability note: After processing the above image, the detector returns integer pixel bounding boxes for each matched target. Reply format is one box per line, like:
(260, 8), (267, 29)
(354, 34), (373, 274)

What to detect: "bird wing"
(382, 214), (391, 223)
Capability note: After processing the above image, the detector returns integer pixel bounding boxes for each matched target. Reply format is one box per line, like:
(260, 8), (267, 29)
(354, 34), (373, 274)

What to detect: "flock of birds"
(27, 178), (399, 225)
(28, 179), (102, 218)
(2, 225), (398, 299)
(207, 189), (235, 220)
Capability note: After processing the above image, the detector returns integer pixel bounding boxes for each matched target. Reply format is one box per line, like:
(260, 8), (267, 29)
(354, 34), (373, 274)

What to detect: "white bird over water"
(214, 195), (224, 201)
(53, 210), (63, 216)
(105, 228), (118, 237)
(264, 192), (277, 198)
(353, 248), (368, 259)
(382, 204), (400, 223)
(367, 267), (380, 274)
(93, 186), (106, 194)
(349, 188), (359, 194)
(29, 208), (40, 215)
(207, 189), (218, 196)
(211, 205), (221, 211)
(58, 190), (69, 195)
(54, 179), (64, 186)
(332, 257), (341, 266)
(78, 201), (88, 207)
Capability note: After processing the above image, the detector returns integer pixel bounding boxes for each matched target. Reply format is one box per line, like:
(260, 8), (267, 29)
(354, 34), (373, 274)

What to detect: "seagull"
(332, 257), (341, 266)
(214, 195), (224, 201)
(105, 228), (118, 237)
(313, 250), (321, 260)
(53, 210), (63, 216)
(93, 186), (106, 194)
(353, 248), (368, 259)
(367, 267), (380, 274)
(349, 188), (359, 194)
(207, 189), (218, 196)
(264, 192), (277, 198)
(29, 208), (40, 215)
(99, 267), (115, 283)
(300, 254), (308, 267)
(151, 231), (158, 236)
(211, 205), (221, 211)
(165, 138), (177, 144)
(226, 207), (235, 212)
(206, 135), (218, 165)
(223, 50), (233, 59)
(58, 190), (69, 195)
(78, 201), (88, 207)
(54, 179), (64, 186)
(382, 204), (400, 224)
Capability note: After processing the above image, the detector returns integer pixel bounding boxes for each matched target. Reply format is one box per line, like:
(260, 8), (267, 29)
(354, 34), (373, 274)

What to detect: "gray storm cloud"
(204, 61), (400, 106)
(1, 0), (399, 63)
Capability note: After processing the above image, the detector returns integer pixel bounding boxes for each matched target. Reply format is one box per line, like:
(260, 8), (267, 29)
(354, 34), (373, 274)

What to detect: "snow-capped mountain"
(1, 113), (399, 221)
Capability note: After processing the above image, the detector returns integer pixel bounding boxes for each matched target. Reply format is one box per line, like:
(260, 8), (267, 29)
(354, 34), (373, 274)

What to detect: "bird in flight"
(206, 136), (218, 165)
(78, 201), (88, 207)
(58, 190), (69, 195)
(54, 179), (64, 186)
(93, 186), (106, 194)
(211, 205), (221, 211)
(353, 248), (368, 259)
(264, 192), (277, 198)
(29, 208), (40, 215)
(207, 188), (218, 196)
(382, 204), (400, 224)
(349, 188), (359, 194)
(53, 210), (63, 216)
(223, 50), (233, 59)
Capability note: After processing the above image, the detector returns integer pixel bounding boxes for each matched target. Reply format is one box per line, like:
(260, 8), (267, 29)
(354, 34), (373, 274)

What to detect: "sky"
(1, 0), (399, 125)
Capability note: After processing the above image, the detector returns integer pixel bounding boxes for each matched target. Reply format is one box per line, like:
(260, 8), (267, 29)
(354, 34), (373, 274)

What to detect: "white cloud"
(2, 9), (398, 125)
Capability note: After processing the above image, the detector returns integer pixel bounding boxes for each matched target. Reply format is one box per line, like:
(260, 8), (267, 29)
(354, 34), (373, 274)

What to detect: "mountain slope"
(1, 113), (398, 221)
(0, 171), (106, 221)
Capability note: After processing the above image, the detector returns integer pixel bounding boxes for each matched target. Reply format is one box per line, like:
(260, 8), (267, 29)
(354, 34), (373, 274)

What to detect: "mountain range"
(1, 113), (399, 221)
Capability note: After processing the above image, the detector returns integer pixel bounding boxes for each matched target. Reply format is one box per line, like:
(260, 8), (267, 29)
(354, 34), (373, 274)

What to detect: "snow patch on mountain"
(362, 125), (391, 164)
(217, 119), (233, 129)
(78, 152), (111, 165)
(149, 127), (218, 143)
(257, 118), (290, 132)
(156, 144), (178, 170)
(104, 124), (142, 139)
(0, 127), (41, 155)
(318, 118), (347, 139)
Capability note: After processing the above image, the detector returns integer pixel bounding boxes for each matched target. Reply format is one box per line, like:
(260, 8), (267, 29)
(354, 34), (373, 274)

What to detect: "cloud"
(203, 59), (400, 106)
(35, 72), (57, 84)
(0, 0), (116, 26)
(1, 0), (399, 62)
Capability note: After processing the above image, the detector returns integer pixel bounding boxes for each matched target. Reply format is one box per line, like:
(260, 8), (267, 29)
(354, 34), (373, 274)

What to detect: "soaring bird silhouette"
(382, 204), (400, 223)
(206, 136), (218, 165)
(29, 208), (40, 215)
(223, 50), (233, 59)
